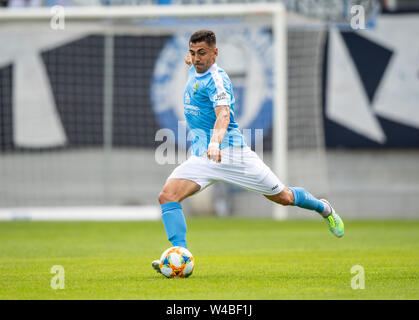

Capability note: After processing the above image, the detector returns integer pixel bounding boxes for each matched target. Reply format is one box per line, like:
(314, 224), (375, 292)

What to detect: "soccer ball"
(159, 246), (195, 278)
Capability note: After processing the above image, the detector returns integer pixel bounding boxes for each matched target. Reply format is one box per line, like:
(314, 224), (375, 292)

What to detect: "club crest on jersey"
(150, 29), (273, 144)
(193, 83), (199, 94)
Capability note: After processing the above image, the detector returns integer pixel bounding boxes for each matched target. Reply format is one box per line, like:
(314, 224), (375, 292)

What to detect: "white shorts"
(167, 146), (284, 196)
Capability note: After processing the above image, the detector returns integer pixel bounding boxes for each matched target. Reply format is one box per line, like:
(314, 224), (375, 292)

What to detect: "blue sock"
(288, 187), (324, 214)
(161, 202), (187, 248)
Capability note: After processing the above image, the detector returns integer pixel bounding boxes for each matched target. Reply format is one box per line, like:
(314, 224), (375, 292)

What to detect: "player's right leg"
(158, 178), (201, 249)
(153, 178), (201, 274)
(152, 155), (215, 274)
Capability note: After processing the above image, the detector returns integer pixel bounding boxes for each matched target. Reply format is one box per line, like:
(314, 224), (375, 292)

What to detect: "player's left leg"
(264, 187), (327, 215)
(264, 188), (344, 238)
(216, 146), (344, 237)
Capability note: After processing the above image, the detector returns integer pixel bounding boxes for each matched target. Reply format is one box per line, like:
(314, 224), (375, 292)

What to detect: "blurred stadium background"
(0, 0), (418, 221)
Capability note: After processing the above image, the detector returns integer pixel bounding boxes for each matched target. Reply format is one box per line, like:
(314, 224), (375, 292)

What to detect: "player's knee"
(265, 189), (294, 206)
(277, 188), (294, 206)
(158, 189), (178, 205)
(158, 191), (169, 205)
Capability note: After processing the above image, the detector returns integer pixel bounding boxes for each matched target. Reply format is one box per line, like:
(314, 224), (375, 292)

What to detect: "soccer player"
(152, 30), (343, 273)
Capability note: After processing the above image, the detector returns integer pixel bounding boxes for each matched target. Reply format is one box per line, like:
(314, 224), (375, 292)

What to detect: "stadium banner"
(1, 14), (418, 152)
(324, 14), (419, 148)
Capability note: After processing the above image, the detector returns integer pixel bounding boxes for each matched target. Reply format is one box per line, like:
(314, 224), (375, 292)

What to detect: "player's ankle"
(320, 199), (332, 218)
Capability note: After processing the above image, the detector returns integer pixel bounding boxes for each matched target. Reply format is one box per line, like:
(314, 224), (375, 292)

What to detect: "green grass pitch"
(0, 218), (418, 299)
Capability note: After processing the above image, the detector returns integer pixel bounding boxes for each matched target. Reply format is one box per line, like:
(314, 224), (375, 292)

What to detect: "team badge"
(193, 83), (199, 95)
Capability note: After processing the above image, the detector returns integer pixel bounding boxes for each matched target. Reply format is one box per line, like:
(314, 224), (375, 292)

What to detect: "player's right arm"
(206, 71), (233, 163)
(207, 105), (230, 163)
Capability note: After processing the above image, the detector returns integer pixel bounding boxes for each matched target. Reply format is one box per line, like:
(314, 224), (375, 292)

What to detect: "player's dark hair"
(189, 30), (216, 47)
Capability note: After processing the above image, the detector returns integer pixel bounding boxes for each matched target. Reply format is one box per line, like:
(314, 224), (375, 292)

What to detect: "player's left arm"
(207, 105), (230, 163)
(185, 52), (192, 66)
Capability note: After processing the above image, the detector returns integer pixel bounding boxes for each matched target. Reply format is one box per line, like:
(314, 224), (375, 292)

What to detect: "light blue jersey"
(184, 63), (246, 156)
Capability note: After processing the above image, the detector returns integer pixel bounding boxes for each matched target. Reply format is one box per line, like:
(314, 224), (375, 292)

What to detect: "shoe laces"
(327, 214), (337, 228)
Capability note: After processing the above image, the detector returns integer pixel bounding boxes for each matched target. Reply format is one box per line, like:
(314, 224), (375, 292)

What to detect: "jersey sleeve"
(207, 71), (233, 108)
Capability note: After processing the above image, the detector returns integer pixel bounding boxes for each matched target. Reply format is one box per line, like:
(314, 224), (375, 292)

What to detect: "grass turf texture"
(0, 219), (418, 300)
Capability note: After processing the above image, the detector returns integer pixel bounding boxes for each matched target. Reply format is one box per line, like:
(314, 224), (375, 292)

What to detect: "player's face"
(189, 41), (218, 74)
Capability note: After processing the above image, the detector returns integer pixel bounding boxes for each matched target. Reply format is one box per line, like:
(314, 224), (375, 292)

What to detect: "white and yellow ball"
(159, 246), (195, 278)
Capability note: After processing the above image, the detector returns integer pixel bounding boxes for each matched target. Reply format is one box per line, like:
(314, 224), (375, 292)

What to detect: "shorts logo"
(272, 184), (279, 191)
(150, 30), (273, 144)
